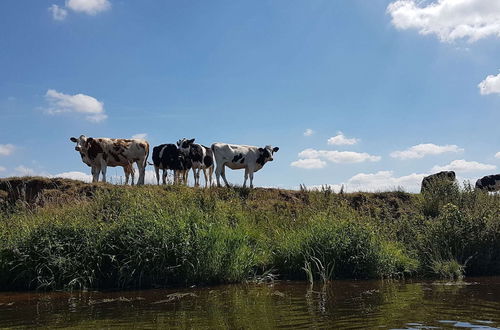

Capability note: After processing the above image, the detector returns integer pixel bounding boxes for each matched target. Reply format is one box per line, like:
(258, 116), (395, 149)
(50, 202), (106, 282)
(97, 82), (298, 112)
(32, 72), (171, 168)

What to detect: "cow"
(475, 174), (500, 192)
(420, 171), (456, 193)
(74, 142), (136, 184)
(211, 143), (279, 188)
(177, 138), (214, 187)
(70, 135), (149, 185)
(150, 144), (192, 185)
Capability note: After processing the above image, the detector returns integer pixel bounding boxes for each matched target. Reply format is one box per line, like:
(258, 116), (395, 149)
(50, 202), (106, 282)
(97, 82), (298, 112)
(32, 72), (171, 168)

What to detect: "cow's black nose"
(75, 147), (80, 151)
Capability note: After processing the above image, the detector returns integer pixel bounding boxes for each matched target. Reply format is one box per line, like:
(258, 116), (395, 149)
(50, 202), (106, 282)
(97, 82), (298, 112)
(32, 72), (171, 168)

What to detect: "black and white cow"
(420, 171), (456, 193)
(70, 135), (149, 185)
(211, 143), (279, 188)
(150, 144), (192, 185)
(177, 138), (214, 187)
(475, 174), (500, 192)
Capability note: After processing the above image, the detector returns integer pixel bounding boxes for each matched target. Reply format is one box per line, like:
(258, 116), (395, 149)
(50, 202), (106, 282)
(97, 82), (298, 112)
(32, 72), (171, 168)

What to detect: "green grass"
(0, 177), (499, 290)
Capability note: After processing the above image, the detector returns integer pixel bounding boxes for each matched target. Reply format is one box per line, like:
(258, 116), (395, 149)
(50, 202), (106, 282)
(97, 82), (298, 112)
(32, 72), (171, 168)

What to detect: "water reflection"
(1, 278), (500, 329)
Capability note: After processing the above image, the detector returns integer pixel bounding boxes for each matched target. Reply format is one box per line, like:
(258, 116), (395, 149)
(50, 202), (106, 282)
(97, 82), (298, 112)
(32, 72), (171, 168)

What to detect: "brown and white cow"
(70, 135), (149, 185)
(211, 143), (279, 188)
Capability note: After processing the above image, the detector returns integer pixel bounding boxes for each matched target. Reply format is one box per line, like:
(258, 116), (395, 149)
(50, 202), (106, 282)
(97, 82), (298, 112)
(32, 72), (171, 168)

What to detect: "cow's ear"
(189, 138), (195, 144)
(70, 137), (77, 142)
(273, 147), (279, 153)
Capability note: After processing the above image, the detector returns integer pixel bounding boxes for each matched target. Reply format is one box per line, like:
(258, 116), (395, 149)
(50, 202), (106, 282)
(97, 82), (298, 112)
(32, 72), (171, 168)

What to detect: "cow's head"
(176, 138), (196, 151)
(70, 135), (90, 153)
(257, 145), (279, 165)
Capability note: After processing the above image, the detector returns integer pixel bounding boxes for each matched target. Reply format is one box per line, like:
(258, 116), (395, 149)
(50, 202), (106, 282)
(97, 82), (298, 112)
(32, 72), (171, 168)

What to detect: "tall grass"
(0, 178), (499, 290)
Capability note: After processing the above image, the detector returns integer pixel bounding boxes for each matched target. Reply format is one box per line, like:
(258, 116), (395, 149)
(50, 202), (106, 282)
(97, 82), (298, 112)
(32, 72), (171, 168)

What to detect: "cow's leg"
(221, 165), (230, 187)
(91, 166), (100, 183)
(209, 166), (214, 187)
(249, 171), (254, 189)
(125, 168), (130, 185)
(162, 169), (168, 185)
(154, 166), (160, 185)
(136, 159), (145, 185)
(243, 168), (249, 188)
(192, 168), (198, 186)
(130, 167), (135, 186)
(202, 168), (208, 188)
(184, 170), (189, 185)
(215, 164), (222, 187)
(99, 159), (107, 183)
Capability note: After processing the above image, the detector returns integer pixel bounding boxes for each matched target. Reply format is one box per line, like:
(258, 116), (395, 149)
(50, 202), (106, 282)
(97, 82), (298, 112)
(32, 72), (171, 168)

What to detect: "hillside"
(0, 177), (499, 291)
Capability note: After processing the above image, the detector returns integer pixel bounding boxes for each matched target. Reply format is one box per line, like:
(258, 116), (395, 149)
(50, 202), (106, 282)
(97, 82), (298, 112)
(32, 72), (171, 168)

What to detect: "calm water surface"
(1, 277), (500, 329)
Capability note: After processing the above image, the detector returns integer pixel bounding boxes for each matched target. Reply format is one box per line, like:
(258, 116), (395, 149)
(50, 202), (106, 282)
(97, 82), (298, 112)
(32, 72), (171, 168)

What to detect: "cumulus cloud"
(290, 158), (327, 169)
(49, 4), (67, 20)
(495, 152), (500, 159)
(387, 0), (500, 42)
(0, 144), (15, 156)
(303, 129), (314, 137)
(390, 143), (463, 160)
(53, 171), (93, 182)
(132, 133), (148, 140)
(45, 89), (107, 122)
(309, 171), (427, 193)
(14, 166), (47, 177)
(327, 132), (359, 146)
(478, 72), (500, 95)
(298, 148), (381, 163)
(66, 0), (111, 15)
(432, 159), (496, 173)
(0, 166), (6, 172)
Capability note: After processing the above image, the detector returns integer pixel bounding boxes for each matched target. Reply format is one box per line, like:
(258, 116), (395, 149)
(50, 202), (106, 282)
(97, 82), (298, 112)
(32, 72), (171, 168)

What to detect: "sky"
(1, 0), (500, 191)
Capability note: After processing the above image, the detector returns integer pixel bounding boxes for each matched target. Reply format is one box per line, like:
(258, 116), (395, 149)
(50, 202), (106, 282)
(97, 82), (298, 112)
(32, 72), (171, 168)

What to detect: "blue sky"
(1, 0), (499, 191)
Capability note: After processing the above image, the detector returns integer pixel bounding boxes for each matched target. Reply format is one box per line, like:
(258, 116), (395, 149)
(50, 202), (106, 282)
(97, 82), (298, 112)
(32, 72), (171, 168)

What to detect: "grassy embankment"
(0, 177), (499, 290)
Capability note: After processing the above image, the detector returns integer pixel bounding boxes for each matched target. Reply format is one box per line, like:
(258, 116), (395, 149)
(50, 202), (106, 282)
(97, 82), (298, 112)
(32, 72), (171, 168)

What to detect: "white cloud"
(45, 89), (107, 122)
(14, 166), (48, 177)
(327, 132), (359, 146)
(0, 144), (15, 156)
(0, 166), (6, 172)
(49, 4), (68, 20)
(66, 0), (111, 15)
(53, 171), (93, 182)
(290, 158), (327, 169)
(387, 0), (500, 42)
(308, 171), (427, 193)
(132, 133), (148, 140)
(390, 143), (463, 159)
(298, 148), (381, 163)
(432, 159), (496, 173)
(303, 129), (314, 137)
(495, 152), (500, 159)
(478, 72), (500, 95)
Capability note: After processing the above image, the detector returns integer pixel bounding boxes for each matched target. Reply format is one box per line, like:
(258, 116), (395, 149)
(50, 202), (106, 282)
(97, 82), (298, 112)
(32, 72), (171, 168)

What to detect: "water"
(1, 277), (500, 329)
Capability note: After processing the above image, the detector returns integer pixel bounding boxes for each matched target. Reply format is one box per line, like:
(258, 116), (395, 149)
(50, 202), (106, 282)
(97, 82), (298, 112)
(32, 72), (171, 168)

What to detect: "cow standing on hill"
(150, 144), (192, 185)
(211, 143), (279, 188)
(420, 171), (456, 193)
(476, 174), (500, 192)
(70, 135), (149, 185)
(177, 138), (214, 187)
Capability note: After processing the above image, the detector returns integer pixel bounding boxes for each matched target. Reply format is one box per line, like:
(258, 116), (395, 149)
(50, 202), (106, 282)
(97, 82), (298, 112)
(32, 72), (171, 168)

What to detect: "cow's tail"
(143, 142), (150, 169)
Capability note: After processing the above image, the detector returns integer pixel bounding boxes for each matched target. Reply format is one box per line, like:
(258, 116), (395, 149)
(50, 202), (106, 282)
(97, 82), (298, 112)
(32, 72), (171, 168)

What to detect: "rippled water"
(1, 277), (500, 329)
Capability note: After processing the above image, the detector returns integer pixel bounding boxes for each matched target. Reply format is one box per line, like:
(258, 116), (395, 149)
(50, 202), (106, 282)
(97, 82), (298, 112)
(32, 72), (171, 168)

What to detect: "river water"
(1, 277), (500, 329)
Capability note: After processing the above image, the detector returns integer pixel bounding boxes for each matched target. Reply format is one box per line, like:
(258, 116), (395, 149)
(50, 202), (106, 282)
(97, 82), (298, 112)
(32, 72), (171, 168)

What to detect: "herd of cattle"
(69, 135), (499, 192)
(69, 135), (279, 188)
